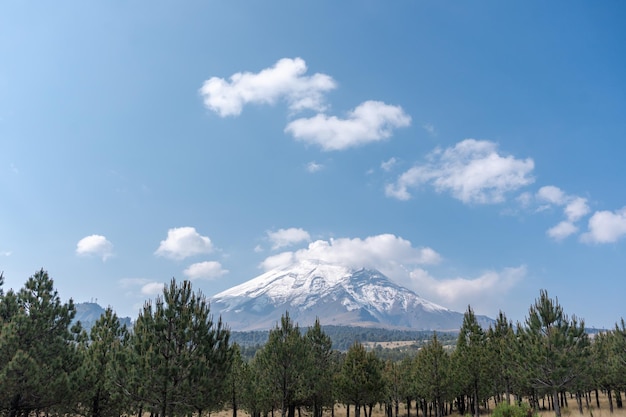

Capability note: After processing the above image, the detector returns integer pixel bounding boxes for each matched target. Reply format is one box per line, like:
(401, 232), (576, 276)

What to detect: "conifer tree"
(453, 306), (488, 417)
(519, 290), (589, 417)
(0, 270), (80, 417)
(337, 341), (385, 417)
(302, 319), (334, 417)
(414, 333), (450, 417)
(255, 312), (306, 417)
(131, 278), (232, 417)
(75, 307), (131, 417)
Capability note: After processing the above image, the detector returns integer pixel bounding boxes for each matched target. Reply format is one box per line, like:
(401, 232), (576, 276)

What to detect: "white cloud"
(386, 139), (534, 204)
(76, 235), (114, 261)
(536, 185), (567, 205)
(183, 261), (229, 280)
(564, 197), (590, 222)
(0, 251), (11, 257)
(581, 207), (626, 244)
(535, 185), (590, 240)
(409, 266), (526, 314)
(259, 234), (441, 276)
(267, 227), (311, 250)
(306, 161), (324, 173)
(285, 101), (411, 151)
(155, 227), (214, 260)
(141, 282), (165, 296)
(547, 221), (578, 241)
(200, 57), (336, 117)
(381, 157), (397, 172)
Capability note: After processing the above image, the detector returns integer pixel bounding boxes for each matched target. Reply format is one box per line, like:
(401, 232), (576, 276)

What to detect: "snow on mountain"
(210, 259), (493, 331)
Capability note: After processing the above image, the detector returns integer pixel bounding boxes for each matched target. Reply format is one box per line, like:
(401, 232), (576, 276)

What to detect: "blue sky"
(1, 1), (625, 328)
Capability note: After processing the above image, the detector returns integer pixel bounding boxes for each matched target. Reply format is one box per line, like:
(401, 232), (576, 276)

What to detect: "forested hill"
(230, 325), (459, 352)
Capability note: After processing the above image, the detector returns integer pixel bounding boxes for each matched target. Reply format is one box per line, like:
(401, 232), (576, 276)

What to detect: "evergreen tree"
(302, 319), (335, 417)
(255, 312), (306, 417)
(75, 307), (131, 417)
(519, 290), (589, 417)
(337, 341), (385, 417)
(414, 333), (450, 417)
(131, 278), (232, 417)
(0, 270), (80, 417)
(486, 312), (517, 405)
(452, 306), (489, 417)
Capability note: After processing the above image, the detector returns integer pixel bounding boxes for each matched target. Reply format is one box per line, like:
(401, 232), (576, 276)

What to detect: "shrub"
(491, 402), (533, 417)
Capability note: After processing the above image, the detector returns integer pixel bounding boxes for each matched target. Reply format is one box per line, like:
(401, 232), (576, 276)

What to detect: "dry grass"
(210, 393), (626, 417)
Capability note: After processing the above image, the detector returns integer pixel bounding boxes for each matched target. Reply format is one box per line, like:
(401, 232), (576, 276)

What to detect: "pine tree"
(0, 270), (80, 417)
(302, 319), (334, 417)
(452, 306), (489, 417)
(74, 307), (131, 417)
(414, 333), (450, 417)
(255, 312), (306, 417)
(337, 341), (385, 417)
(131, 278), (232, 417)
(519, 290), (589, 417)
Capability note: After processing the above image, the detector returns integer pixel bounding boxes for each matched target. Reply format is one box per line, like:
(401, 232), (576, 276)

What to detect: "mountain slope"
(210, 260), (493, 331)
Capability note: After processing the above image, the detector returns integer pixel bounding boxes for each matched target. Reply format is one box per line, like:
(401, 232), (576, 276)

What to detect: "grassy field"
(210, 393), (626, 417)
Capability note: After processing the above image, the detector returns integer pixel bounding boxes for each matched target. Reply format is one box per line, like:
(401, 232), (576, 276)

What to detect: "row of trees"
(1, 270), (626, 417)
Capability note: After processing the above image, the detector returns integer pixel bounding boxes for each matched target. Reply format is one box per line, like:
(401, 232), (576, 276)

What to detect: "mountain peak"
(210, 260), (492, 331)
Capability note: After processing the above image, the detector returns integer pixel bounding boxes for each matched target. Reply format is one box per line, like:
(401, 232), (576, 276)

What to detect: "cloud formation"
(155, 227), (214, 260)
(536, 185), (590, 241)
(285, 101), (411, 151)
(259, 234), (441, 274)
(76, 235), (114, 261)
(386, 139), (534, 203)
(141, 282), (165, 296)
(306, 161), (324, 173)
(267, 227), (311, 250)
(581, 207), (626, 244)
(409, 266), (527, 314)
(381, 157), (397, 172)
(200, 58), (336, 117)
(183, 261), (229, 280)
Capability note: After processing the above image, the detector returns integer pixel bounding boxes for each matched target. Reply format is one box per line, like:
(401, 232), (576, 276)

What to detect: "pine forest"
(1, 270), (626, 417)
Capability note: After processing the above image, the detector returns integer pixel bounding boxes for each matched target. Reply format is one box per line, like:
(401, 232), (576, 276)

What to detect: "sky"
(1, 1), (625, 329)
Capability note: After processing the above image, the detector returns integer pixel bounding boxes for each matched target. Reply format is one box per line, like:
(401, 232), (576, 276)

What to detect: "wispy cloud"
(381, 157), (397, 172)
(581, 207), (626, 244)
(154, 227), (214, 260)
(409, 266), (527, 314)
(200, 57), (336, 117)
(76, 235), (114, 261)
(422, 123), (436, 136)
(386, 139), (534, 203)
(285, 100), (411, 151)
(306, 161), (324, 173)
(183, 261), (229, 280)
(267, 227), (311, 250)
(141, 282), (165, 296)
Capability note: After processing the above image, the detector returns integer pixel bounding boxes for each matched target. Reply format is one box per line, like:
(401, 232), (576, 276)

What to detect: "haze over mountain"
(210, 259), (493, 331)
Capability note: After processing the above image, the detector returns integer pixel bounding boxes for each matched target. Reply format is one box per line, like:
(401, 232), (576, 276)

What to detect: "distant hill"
(73, 302), (133, 333)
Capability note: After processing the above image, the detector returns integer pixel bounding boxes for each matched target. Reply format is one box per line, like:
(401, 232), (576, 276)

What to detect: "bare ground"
(210, 393), (626, 417)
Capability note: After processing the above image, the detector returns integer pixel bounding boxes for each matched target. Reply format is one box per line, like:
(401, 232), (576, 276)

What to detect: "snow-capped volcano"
(210, 259), (492, 331)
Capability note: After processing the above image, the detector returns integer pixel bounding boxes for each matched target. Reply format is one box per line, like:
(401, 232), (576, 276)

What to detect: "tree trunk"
(608, 390), (614, 414)
(553, 390), (562, 417)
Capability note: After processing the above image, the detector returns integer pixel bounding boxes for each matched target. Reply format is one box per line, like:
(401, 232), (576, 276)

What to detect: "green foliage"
(0, 269), (80, 417)
(130, 278), (233, 417)
(519, 290), (590, 417)
(491, 402), (534, 417)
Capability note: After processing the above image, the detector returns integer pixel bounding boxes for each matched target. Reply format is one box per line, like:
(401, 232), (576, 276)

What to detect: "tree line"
(1, 270), (626, 417)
